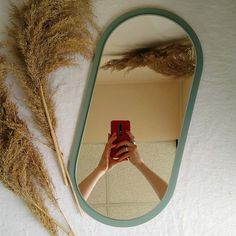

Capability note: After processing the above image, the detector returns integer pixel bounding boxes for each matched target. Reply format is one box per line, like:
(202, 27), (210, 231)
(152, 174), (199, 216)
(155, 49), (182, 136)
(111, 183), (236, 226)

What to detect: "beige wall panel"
(83, 81), (182, 143)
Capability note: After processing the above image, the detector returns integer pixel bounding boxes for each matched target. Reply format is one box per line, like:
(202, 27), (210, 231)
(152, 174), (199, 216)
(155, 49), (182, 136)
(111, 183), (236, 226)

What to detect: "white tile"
(107, 160), (159, 203)
(107, 203), (158, 220)
(140, 141), (176, 182)
(107, 142), (175, 203)
(90, 205), (108, 217)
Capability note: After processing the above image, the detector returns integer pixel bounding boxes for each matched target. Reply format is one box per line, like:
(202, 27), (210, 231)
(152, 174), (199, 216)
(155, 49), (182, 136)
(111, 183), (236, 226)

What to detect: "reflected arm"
(135, 162), (168, 200)
(79, 133), (123, 200)
(78, 167), (105, 201)
(115, 132), (168, 200)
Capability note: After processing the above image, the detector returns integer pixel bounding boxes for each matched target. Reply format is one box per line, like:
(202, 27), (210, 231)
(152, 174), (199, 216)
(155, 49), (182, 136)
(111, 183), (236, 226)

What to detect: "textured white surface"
(1, 0), (236, 235)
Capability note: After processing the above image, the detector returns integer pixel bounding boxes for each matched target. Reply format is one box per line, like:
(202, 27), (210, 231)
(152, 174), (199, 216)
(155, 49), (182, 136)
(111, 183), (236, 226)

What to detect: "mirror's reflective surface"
(76, 15), (195, 220)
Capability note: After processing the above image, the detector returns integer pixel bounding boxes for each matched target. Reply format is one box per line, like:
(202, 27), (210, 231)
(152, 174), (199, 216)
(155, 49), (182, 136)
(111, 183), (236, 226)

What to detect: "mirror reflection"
(77, 15), (195, 219)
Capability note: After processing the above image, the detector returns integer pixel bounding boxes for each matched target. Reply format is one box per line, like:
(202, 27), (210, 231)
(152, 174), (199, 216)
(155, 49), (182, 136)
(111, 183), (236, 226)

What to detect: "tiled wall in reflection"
(77, 141), (176, 219)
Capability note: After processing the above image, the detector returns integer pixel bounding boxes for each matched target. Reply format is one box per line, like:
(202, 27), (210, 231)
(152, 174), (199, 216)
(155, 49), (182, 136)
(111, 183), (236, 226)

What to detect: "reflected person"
(79, 131), (168, 201)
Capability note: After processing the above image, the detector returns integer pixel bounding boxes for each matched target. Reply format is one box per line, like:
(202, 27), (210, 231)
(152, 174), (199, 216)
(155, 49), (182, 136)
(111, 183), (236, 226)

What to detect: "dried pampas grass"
(3, 0), (98, 211)
(101, 38), (195, 77)
(0, 54), (54, 235)
(0, 50), (76, 236)
(5, 0), (97, 184)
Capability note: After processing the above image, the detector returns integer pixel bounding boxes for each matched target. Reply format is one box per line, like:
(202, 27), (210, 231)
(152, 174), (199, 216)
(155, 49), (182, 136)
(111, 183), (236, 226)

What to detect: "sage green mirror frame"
(68, 7), (203, 227)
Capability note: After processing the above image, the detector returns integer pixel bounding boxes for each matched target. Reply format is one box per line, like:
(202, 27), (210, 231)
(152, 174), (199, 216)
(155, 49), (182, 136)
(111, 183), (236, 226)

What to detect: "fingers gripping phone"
(110, 120), (130, 158)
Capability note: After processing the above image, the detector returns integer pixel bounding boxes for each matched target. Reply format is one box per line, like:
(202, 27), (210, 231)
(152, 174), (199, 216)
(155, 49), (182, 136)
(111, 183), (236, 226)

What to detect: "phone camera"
(119, 123), (123, 136)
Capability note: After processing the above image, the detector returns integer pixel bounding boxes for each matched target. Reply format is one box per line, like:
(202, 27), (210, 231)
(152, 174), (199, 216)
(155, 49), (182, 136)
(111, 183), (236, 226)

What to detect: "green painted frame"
(68, 7), (203, 227)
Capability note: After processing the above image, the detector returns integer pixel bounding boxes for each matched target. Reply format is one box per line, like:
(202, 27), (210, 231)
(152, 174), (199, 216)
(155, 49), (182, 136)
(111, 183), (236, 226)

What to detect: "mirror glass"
(76, 15), (195, 220)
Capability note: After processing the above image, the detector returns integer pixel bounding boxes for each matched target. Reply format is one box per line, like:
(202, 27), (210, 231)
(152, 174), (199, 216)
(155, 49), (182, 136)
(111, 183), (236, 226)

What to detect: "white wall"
(0, 0), (236, 236)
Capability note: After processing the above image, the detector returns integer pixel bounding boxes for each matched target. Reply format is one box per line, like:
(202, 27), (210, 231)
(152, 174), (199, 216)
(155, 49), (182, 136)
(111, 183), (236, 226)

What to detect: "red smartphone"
(110, 120), (130, 158)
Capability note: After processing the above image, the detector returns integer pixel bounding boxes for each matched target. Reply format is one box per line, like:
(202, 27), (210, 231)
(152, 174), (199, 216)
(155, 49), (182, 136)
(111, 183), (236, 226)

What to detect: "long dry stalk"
(0, 52), (58, 235)
(0, 51), (76, 235)
(101, 38), (195, 77)
(3, 0), (97, 211)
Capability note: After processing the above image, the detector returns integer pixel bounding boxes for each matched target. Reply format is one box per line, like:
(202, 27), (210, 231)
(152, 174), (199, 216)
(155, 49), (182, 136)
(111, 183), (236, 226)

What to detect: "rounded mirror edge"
(68, 7), (203, 227)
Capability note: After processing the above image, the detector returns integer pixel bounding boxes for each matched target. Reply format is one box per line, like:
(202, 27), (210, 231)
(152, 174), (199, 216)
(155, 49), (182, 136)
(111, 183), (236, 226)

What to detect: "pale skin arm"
(79, 133), (127, 200)
(78, 166), (105, 201)
(134, 162), (168, 200)
(115, 131), (168, 200)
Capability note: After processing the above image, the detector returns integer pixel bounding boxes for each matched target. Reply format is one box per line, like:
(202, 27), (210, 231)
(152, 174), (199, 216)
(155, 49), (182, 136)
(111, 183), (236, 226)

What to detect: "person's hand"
(115, 131), (144, 167)
(97, 133), (127, 174)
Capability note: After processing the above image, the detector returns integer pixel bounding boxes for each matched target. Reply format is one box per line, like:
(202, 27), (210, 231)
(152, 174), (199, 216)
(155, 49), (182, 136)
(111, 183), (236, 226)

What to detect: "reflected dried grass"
(101, 38), (195, 77)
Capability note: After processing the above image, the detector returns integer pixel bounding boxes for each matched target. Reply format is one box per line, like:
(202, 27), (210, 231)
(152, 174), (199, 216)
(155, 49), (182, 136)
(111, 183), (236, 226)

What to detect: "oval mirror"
(69, 8), (203, 226)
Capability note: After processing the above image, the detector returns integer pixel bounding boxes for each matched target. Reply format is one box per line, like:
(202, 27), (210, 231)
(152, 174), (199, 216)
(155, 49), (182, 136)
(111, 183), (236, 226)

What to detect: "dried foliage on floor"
(0, 53), (58, 235)
(101, 38), (195, 77)
(4, 0), (98, 185)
